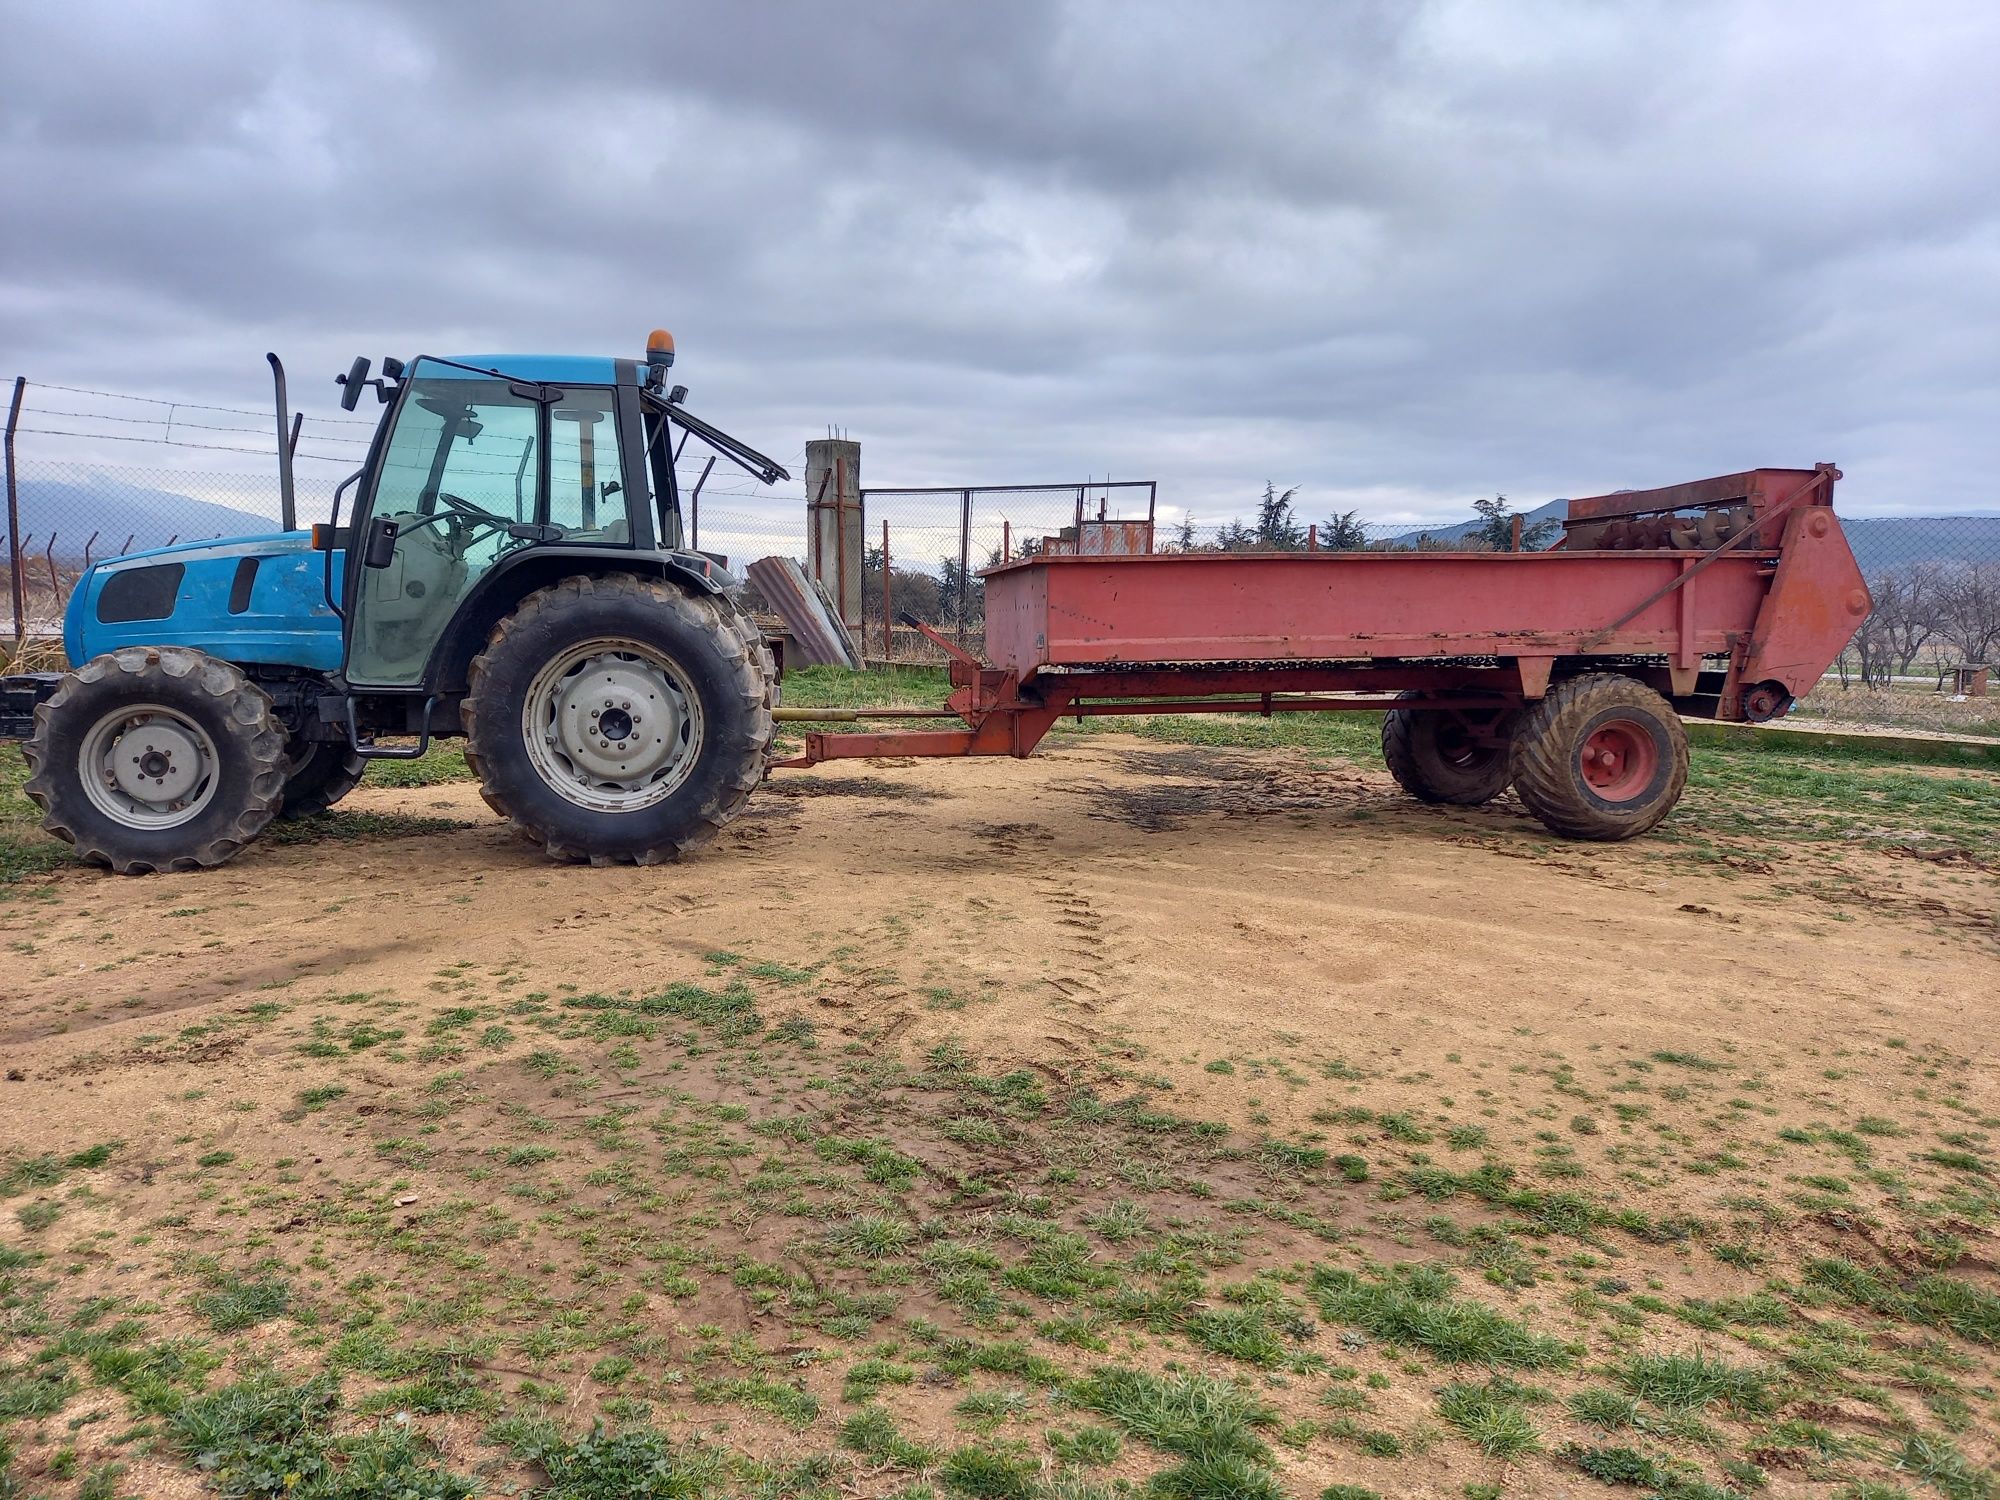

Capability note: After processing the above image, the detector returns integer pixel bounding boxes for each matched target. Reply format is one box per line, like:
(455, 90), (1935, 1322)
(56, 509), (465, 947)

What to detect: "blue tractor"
(2, 332), (791, 873)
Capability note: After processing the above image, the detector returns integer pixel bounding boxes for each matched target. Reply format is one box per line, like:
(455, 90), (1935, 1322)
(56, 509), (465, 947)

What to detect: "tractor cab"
(327, 337), (788, 694)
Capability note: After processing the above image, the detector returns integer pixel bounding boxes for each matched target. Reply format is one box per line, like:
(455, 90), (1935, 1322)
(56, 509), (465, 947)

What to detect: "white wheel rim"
(79, 703), (220, 829)
(522, 637), (704, 812)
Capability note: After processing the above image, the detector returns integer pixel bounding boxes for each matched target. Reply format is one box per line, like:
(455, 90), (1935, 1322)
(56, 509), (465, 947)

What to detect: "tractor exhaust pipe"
(268, 352), (297, 532)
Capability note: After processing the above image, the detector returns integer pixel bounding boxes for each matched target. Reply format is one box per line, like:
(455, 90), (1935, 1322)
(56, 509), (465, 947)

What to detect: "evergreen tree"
(1255, 482), (1305, 550)
(1320, 510), (1369, 551)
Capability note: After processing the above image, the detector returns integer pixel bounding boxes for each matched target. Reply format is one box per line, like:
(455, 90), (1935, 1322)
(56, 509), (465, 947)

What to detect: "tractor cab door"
(344, 368), (640, 687)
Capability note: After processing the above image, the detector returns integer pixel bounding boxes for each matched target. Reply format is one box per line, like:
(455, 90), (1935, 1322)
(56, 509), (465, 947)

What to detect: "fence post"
(1509, 514), (1523, 552)
(804, 438), (862, 637)
(1307, 524), (1318, 552)
(687, 455), (715, 552)
(5, 377), (25, 641)
(881, 518), (892, 663)
(957, 487), (972, 649)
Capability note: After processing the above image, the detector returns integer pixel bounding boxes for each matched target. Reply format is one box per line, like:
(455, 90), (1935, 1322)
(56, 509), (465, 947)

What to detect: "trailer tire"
(462, 573), (773, 865)
(20, 647), (286, 874)
(1380, 695), (1521, 805)
(1509, 674), (1688, 841)
(278, 738), (367, 819)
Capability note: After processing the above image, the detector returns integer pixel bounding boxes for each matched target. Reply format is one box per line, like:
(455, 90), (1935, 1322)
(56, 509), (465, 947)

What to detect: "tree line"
(1841, 561), (1999, 687)
(1164, 484), (1558, 553)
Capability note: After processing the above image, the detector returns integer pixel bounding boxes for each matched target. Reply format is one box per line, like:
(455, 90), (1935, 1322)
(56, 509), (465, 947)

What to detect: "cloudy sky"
(3, 0), (1996, 544)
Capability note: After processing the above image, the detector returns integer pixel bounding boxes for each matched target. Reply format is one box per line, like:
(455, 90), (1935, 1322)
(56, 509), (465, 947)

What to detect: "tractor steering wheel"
(434, 491), (513, 530)
(401, 492), (515, 558)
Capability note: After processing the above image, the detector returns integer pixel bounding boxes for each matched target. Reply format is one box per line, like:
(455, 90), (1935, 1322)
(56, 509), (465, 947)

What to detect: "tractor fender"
(420, 546), (737, 695)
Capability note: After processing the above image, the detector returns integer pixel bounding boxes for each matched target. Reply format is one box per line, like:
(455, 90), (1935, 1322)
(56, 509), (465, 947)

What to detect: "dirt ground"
(2, 733), (1996, 1498)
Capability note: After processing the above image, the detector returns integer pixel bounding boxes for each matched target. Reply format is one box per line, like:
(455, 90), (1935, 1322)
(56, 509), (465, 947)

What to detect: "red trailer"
(777, 465), (1871, 840)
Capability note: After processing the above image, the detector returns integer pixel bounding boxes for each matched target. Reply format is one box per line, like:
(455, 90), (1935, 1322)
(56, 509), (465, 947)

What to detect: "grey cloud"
(1, 0), (1995, 529)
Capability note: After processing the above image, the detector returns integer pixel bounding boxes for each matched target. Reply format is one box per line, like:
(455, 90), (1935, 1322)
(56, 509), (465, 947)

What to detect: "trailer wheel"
(21, 647), (287, 874)
(1509, 674), (1688, 841)
(462, 573), (774, 865)
(1381, 695), (1521, 805)
(278, 738), (367, 819)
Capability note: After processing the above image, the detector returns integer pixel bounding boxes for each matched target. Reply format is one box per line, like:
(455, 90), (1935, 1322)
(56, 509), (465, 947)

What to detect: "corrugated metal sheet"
(747, 556), (860, 668)
(1038, 519), (1155, 557)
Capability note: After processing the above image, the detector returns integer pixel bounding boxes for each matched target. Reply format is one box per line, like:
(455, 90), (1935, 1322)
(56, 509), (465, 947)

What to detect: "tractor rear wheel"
(1380, 694), (1521, 805)
(1508, 673), (1688, 840)
(278, 737), (367, 819)
(21, 647), (287, 873)
(462, 573), (774, 865)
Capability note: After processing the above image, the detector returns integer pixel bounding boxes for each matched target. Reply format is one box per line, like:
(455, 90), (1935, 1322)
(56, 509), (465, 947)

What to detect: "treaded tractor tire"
(21, 647), (287, 874)
(461, 573), (774, 865)
(1508, 673), (1688, 841)
(1380, 694), (1522, 805)
(279, 739), (368, 820)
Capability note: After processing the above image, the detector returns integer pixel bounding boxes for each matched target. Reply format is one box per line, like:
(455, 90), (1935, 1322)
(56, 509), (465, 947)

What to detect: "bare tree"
(1937, 561), (2000, 666)
(1848, 564), (1942, 687)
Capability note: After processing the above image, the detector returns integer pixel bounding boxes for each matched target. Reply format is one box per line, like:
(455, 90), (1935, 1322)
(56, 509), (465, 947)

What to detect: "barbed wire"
(28, 380), (379, 424)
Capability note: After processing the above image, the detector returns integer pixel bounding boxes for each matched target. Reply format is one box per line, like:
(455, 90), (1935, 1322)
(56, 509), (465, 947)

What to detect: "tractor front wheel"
(1380, 694), (1521, 805)
(462, 574), (774, 864)
(21, 647), (287, 873)
(1508, 674), (1688, 840)
(278, 737), (368, 820)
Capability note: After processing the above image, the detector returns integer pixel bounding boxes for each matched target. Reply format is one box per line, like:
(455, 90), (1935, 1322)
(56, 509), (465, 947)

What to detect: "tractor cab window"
(548, 394), (631, 544)
(347, 375), (542, 686)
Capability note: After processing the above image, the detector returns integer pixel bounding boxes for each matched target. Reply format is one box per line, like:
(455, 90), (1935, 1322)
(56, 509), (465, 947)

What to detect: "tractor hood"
(66, 531), (346, 675)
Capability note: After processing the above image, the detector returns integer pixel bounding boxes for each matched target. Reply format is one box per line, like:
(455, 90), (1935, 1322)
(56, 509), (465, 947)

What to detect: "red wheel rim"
(1578, 718), (1658, 802)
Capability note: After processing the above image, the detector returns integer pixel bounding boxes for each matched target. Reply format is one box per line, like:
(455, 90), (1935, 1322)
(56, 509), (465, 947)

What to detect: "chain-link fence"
(842, 483), (1156, 660)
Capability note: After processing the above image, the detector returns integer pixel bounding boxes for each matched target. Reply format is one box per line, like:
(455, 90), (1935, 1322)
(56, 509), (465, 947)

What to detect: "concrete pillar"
(805, 437), (862, 636)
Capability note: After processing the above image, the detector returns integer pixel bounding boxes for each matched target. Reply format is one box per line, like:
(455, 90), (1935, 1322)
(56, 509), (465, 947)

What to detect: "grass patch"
(1069, 1366), (1277, 1465)
(1806, 1258), (2000, 1346)
(167, 1372), (472, 1498)
(1309, 1264), (1571, 1369)
(1436, 1376), (1545, 1457)
(190, 1271), (291, 1333)
(1614, 1351), (1773, 1414)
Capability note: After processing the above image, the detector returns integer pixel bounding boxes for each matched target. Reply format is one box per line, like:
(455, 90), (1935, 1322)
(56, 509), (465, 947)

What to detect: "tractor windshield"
(347, 374), (543, 685)
(377, 378), (540, 523)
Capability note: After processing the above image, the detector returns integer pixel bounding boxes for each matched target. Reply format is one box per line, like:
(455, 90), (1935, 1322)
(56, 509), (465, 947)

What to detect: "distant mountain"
(1842, 516), (2000, 576)
(1383, 497), (1569, 547)
(7, 477), (279, 557)
(1385, 500), (1997, 578)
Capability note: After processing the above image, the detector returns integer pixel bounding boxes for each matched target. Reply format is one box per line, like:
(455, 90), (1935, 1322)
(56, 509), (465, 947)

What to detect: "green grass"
(1805, 1258), (2000, 1345)
(0, 744), (68, 884)
(1613, 1351), (1773, 1414)
(167, 1372), (473, 1499)
(779, 664), (958, 710)
(1893, 1433), (1995, 1500)
(190, 1271), (291, 1333)
(839, 1404), (935, 1469)
(360, 744), (471, 787)
(1068, 1366), (1276, 1465)
(494, 1416), (728, 1498)
(1309, 1264), (1572, 1369)
(1435, 1377), (1545, 1457)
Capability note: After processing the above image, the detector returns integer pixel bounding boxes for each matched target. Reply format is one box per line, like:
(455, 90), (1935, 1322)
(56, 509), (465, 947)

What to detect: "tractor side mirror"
(361, 515), (400, 568)
(339, 356), (372, 412)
